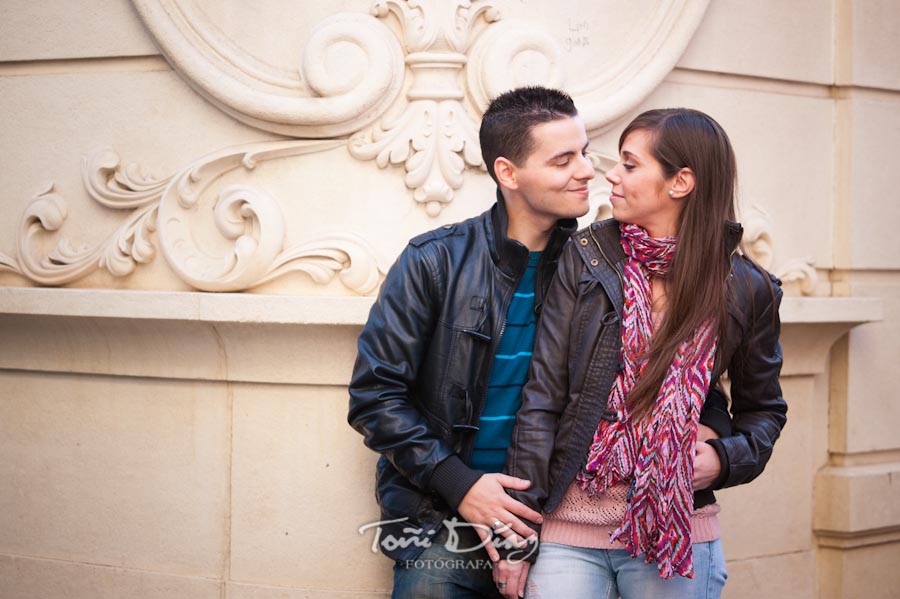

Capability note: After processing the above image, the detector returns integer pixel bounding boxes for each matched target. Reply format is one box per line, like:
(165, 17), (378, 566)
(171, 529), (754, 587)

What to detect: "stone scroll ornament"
(129, 0), (713, 215)
(9, 0), (778, 294)
(2, 142), (384, 294)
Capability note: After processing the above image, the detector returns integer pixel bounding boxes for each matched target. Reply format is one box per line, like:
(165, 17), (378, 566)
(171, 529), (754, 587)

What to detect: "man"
(349, 86), (594, 598)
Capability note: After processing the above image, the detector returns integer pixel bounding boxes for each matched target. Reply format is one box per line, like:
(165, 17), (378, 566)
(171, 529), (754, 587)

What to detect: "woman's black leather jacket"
(505, 219), (787, 531)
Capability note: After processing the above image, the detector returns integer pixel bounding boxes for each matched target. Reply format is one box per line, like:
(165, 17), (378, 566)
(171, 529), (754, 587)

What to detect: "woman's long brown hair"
(621, 108), (737, 419)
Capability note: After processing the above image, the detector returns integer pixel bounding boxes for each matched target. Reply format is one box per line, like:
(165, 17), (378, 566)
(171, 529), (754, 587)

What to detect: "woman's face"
(605, 129), (682, 238)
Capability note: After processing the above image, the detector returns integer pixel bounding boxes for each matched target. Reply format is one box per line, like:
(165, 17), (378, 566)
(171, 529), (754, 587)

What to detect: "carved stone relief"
(2, 142), (383, 294)
(130, 0), (713, 215)
(742, 205), (817, 295)
(347, 1), (499, 215)
(1, 0), (811, 295)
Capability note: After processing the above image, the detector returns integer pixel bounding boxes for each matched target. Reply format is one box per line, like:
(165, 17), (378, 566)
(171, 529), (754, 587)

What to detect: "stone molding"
(814, 462), (900, 549)
(0, 287), (375, 325)
(130, 1), (406, 138)
(1, 142), (385, 295)
(0, 285), (881, 328)
(0, 287), (882, 396)
(0, 287), (883, 481)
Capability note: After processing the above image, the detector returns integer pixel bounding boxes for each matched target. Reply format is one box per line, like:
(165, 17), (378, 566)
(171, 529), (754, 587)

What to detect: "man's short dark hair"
(479, 86), (578, 184)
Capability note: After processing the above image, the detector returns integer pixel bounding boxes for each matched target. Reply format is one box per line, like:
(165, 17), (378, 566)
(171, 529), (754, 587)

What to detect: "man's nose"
(577, 153), (595, 180)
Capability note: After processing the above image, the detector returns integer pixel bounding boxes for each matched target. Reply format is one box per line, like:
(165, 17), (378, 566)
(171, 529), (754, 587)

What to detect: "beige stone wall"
(1, 2), (898, 597)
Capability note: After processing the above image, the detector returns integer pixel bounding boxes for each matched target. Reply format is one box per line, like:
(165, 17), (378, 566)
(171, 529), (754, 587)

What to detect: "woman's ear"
(669, 167), (695, 199)
(494, 157), (518, 190)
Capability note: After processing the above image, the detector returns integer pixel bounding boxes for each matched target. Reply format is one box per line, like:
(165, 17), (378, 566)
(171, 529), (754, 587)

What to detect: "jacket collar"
(591, 218), (745, 260)
(486, 188), (578, 276)
(589, 219), (627, 266)
(724, 220), (743, 254)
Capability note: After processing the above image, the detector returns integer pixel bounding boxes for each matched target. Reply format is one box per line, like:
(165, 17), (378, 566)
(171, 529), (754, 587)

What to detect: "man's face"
(510, 116), (594, 223)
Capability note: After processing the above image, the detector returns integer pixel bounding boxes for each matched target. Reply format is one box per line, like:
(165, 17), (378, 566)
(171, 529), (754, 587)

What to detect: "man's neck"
(506, 218), (553, 251)
(501, 191), (555, 251)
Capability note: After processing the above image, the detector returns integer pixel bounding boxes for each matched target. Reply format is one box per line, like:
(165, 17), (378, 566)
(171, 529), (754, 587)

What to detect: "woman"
(502, 108), (787, 598)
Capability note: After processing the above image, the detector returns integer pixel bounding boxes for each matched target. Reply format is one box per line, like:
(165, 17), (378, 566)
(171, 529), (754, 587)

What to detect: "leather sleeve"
(708, 268), (788, 489)
(347, 243), (460, 492)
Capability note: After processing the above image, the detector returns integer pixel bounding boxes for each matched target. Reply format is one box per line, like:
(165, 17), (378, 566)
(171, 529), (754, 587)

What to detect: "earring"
(667, 189), (674, 196)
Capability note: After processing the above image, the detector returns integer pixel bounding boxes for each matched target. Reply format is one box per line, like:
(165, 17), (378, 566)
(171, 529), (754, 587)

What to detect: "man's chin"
(563, 204), (592, 220)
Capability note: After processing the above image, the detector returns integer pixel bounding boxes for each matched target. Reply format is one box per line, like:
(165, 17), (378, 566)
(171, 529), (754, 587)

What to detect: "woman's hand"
(693, 441), (722, 490)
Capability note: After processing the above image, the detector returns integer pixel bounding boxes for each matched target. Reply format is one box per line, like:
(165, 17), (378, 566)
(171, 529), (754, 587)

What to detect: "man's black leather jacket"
(348, 200), (732, 561)
(348, 194), (575, 560)
(505, 219), (788, 535)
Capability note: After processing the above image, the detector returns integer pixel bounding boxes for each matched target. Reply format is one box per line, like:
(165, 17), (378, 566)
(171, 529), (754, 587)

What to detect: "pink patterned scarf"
(576, 222), (718, 579)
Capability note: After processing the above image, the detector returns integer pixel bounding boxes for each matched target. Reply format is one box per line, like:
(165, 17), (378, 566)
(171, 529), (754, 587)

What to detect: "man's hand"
(493, 559), (531, 599)
(693, 441), (723, 490)
(697, 423), (719, 443)
(457, 473), (543, 561)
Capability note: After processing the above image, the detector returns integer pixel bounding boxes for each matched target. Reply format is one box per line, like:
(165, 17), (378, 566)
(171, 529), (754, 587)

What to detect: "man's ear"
(494, 157), (518, 190)
(669, 167), (695, 199)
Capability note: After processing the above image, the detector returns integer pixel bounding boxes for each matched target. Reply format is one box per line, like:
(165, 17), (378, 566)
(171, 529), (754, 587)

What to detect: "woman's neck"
(650, 276), (668, 313)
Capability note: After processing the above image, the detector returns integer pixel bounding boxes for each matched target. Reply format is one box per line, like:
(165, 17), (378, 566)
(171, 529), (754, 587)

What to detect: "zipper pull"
(462, 328), (491, 342)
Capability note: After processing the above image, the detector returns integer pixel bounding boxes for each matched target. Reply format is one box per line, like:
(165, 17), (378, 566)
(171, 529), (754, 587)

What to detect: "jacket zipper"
(462, 267), (521, 461)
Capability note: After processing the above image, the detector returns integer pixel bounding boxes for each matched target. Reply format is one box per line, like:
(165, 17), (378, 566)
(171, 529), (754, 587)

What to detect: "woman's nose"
(605, 167), (619, 185)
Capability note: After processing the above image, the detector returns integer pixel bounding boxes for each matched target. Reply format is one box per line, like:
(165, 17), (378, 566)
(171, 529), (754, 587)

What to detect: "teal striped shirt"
(470, 251), (541, 472)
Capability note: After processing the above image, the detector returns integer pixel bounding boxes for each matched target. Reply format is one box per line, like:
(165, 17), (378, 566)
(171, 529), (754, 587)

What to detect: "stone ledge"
(779, 296), (883, 323)
(0, 287), (374, 325)
(0, 287), (884, 326)
(816, 527), (900, 549)
(0, 288), (882, 381)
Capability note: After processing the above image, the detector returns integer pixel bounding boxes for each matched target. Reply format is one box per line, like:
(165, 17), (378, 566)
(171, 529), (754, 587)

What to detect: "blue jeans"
(392, 526), (502, 599)
(525, 541), (727, 599)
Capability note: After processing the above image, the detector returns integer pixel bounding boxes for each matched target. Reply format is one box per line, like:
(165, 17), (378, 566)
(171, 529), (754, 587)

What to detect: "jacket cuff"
(701, 388), (733, 438)
(429, 455), (484, 510)
(701, 405), (733, 439)
(705, 439), (730, 490)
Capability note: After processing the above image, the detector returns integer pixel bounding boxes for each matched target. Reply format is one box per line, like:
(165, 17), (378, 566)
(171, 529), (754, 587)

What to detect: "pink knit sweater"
(541, 481), (721, 549)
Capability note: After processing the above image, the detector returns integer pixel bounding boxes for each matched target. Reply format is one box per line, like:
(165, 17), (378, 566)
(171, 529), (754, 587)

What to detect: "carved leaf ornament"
(3, 142), (384, 294)
(3, 1), (821, 295)
(741, 205), (817, 295)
